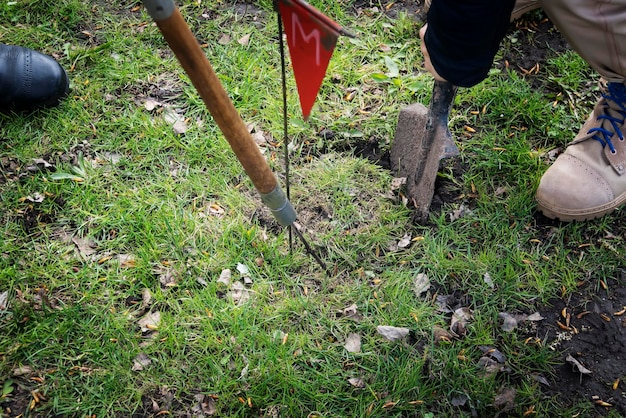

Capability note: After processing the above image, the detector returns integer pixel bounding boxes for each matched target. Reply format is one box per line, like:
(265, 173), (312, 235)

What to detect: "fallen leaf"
(31, 158), (53, 169)
(237, 34), (251, 46)
(413, 272), (430, 297)
(240, 354), (249, 379)
(450, 307), (472, 337)
(493, 387), (517, 411)
(117, 253), (136, 268)
(159, 270), (177, 287)
(499, 312), (521, 332)
(376, 325), (409, 342)
(192, 394), (217, 416)
(172, 119), (188, 135)
(25, 192), (45, 203)
(237, 263), (253, 285)
(237, 263), (250, 276)
(499, 312), (544, 332)
(344, 333), (362, 353)
(449, 203), (472, 221)
(566, 354), (592, 375)
(342, 303), (362, 321)
(433, 325), (453, 343)
(207, 203), (225, 217)
(144, 98), (161, 111)
(132, 353), (152, 371)
(450, 393), (469, 407)
(12, 365), (34, 376)
(72, 236), (97, 257)
(390, 177), (406, 191)
(478, 346), (508, 376)
(348, 377), (365, 388)
(479, 346), (507, 363)
(494, 186), (508, 196)
(217, 269), (231, 287)
(230, 281), (250, 305)
(397, 233), (412, 249)
(483, 272), (494, 289)
(530, 374), (550, 386)
(141, 288), (152, 307)
(162, 106), (188, 135)
(218, 33), (231, 45)
(0, 291), (8, 310)
(526, 312), (544, 321)
(434, 294), (454, 313)
(138, 311), (161, 332)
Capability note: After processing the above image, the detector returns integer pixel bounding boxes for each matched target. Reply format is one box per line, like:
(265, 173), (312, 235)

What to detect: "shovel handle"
(142, 0), (296, 225)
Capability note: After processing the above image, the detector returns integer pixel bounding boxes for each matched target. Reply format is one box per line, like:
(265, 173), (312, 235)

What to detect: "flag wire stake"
(277, 6), (293, 253)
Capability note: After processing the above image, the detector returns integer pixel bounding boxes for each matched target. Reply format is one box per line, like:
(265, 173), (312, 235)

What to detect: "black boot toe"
(0, 44), (69, 112)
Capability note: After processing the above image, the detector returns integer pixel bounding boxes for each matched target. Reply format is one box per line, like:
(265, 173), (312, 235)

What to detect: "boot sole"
(537, 193), (626, 222)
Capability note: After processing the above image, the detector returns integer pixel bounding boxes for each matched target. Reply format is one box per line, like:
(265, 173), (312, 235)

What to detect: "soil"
(537, 275), (626, 414)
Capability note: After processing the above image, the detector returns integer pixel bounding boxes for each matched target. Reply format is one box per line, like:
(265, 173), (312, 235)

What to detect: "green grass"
(1, 1), (625, 417)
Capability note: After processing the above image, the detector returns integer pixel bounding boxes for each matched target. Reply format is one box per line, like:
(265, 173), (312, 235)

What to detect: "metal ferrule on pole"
(142, 0), (176, 21)
(260, 185), (297, 226)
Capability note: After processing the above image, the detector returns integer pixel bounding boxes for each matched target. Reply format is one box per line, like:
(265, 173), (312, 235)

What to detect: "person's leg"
(424, 0), (540, 21)
(0, 44), (69, 112)
(535, 0), (626, 221)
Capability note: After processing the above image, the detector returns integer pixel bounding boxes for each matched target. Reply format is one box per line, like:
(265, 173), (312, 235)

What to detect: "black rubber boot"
(0, 44), (69, 112)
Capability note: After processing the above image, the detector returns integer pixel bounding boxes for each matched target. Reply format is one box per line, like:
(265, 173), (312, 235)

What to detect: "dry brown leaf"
(159, 270), (177, 287)
(413, 272), (430, 298)
(144, 98), (161, 111)
(449, 204), (472, 221)
(493, 387), (517, 411)
(566, 354), (592, 375)
(230, 281), (250, 305)
(141, 288), (152, 308)
(72, 236), (97, 257)
(193, 394), (217, 416)
(499, 312), (544, 332)
(450, 307), (472, 337)
(237, 34), (251, 46)
(344, 333), (362, 353)
(348, 377), (366, 388)
(217, 269), (231, 287)
(390, 177), (406, 191)
(117, 253), (136, 268)
(218, 33), (231, 45)
(138, 311), (161, 332)
(376, 325), (409, 341)
(12, 365), (34, 376)
(342, 303), (362, 321)
(132, 353), (152, 371)
(0, 291), (8, 311)
(397, 233), (412, 249)
(433, 325), (453, 343)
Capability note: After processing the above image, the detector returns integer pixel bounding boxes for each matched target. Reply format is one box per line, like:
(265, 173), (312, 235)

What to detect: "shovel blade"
(390, 106), (458, 178)
(390, 81), (458, 223)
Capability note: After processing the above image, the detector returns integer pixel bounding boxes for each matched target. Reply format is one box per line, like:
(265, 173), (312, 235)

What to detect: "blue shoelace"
(588, 82), (626, 154)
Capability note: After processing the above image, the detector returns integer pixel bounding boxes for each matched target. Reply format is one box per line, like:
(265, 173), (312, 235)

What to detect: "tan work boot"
(422, 0), (540, 21)
(510, 0), (540, 21)
(536, 81), (626, 221)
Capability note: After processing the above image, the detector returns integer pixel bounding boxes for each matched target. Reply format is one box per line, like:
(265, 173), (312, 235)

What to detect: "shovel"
(141, 0), (329, 273)
(390, 80), (458, 223)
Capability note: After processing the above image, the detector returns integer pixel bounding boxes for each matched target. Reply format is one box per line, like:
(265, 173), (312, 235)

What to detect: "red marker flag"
(277, 0), (348, 119)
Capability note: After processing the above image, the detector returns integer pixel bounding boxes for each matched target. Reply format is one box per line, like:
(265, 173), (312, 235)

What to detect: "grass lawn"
(1, 1), (625, 417)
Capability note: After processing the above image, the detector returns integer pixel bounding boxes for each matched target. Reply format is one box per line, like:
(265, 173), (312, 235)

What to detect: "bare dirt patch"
(537, 275), (626, 415)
